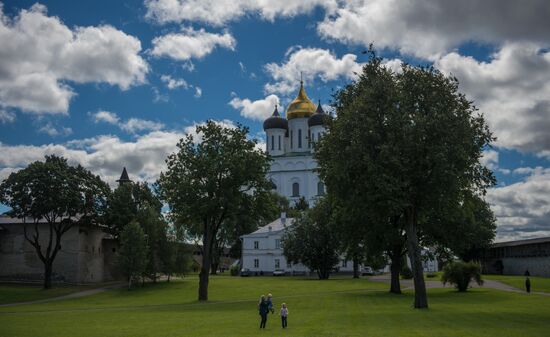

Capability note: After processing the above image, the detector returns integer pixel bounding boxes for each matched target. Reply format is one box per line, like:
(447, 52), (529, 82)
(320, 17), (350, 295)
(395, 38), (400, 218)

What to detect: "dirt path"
(369, 274), (550, 296)
(0, 283), (124, 307)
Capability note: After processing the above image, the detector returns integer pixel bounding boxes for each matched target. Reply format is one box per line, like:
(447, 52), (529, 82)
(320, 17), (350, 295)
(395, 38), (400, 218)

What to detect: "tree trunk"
(43, 262), (53, 289)
(199, 234), (212, 301)
(405, 208), (428, 308)
(210, 262), (218, 275)
(352, 257), (360, 279)
(128, 276), (132, 290)
(389, 250), (402, 294)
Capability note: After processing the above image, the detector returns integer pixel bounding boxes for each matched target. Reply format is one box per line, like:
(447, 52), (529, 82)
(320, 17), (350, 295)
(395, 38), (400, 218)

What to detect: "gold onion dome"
(286, 81), (316, 120)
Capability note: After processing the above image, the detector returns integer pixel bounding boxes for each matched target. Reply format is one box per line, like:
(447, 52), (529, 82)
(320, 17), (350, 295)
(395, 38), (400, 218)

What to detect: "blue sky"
(1, 0), (550, 241)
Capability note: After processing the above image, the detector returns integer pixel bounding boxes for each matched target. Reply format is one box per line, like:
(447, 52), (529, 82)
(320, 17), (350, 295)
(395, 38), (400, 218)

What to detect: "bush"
(400, 266), (413, 279)
(442, 261), (483, 292)
(230, 265), (239, 276)
(426, 273), (437, 278)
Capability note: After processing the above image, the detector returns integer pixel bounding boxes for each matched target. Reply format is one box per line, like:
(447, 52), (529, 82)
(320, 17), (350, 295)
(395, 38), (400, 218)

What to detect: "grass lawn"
(483, 274), (550, 293)
(1, 275), (549, 337)
(0, 283), (94, 305)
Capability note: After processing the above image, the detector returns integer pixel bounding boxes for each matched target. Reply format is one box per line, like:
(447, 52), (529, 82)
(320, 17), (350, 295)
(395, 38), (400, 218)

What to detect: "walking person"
(258, 295), (269, 329)
(280, 303), (289, 328)
(525, 276), (531, 294)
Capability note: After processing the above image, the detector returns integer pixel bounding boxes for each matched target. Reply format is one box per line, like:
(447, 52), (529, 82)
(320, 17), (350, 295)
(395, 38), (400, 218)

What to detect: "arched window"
(298, 129), (302, 148)
(292, 182), (300, 197)
(317, 181), (325, 196)
(290, 130), (293, 149)
(308, 129), (311, 148)
(278, 135), (281, 150)
(271, 135), (274, 150)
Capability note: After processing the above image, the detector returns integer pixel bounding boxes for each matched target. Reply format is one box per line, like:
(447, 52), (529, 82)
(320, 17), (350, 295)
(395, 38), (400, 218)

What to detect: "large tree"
(158, 120), (272, 301)
(282, 197), (340, 280)
(118, 221), (148, 289)
(0, 155), (110, 289)
(316, 50), (494, 308)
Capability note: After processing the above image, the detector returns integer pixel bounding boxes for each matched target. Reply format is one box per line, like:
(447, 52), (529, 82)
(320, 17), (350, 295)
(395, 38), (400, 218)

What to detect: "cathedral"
(263, 81), (329, 206)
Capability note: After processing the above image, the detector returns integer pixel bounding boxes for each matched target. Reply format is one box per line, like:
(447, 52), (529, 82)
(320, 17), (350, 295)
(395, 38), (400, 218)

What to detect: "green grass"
(0, 284), (93, 305)
(1, 275), (549, 337)
(483, 274), (550, 293)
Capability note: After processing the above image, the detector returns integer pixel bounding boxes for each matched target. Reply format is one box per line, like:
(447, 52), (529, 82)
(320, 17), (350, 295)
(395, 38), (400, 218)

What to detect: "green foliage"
(282, 197), (340, 279)
(315, 48), (495, 308)
(158, 120), (272, 300)
(0, 155), (110, 289)
(229, 265), (239, 276)
(118, 222), (148, 289)
(401, 266), (413, 279)
(442, 261), (483, 292)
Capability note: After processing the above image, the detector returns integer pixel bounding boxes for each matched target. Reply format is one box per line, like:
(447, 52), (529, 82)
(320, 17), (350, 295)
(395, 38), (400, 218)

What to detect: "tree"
(442, 261), (483, 292)
(158, 120), (272, 301)
(315, 49), (494, 308)
(0, 155), (110, 289)
(118, 221), (148, 289)
(282, 197), (340, 279)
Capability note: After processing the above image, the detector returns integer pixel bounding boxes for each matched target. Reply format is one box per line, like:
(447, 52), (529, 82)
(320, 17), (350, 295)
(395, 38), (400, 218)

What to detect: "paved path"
(369, 274), (550, 296)
(0, 282), (124, 307)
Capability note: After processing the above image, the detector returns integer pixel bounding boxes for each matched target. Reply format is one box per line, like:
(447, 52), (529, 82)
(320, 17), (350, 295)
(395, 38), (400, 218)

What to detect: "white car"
(273, 269), (286, 276)
(361, 266), (374, 276)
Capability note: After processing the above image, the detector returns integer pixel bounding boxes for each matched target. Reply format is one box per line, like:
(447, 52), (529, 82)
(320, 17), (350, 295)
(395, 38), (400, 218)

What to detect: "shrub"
(230, 265), (239, 276)
(426, 273), (437, 278)
(441, 261), (483, 292)
(401, 266), (413, 279)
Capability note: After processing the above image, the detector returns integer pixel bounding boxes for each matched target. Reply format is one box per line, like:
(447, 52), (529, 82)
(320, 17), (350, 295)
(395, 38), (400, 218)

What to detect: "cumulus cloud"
(38, 123), (73, 137)
(150, 27), (236, 61)
(0, 4), (149, 114)
(435, 43), (550, 157)
(0, 120), (240, 187)
(160, 75), (189, 90)
(487, 170), (550, 241)
(264, 47), (362, 95)
(91, 110), (164, 134)
(194, 87), (202, 98)
(318, 0), (550, 60)
(144, 0), (337, 26)
(229, 94), (280, 121)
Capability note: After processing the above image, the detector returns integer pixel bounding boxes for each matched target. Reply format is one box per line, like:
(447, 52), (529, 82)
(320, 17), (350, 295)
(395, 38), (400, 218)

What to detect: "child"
(280, 303), (288, 328)
(267, 293), (274, 314)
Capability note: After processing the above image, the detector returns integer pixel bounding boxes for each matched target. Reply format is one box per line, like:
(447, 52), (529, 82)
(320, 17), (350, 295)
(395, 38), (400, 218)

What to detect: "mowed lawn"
(483, 274), (550, 293)
(1, 275), (549, 337)
(0, 284), (93, 305)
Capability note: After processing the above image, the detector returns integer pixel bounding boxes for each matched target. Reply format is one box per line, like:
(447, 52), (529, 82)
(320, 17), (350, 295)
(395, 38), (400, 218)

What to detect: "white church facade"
(241, 82), (357, 274)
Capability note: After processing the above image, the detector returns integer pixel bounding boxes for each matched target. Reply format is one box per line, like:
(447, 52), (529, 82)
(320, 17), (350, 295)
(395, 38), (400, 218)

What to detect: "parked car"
(240, 268), (251, 277)
(361, 266), (374, 276)
(273, 269), (286, 276)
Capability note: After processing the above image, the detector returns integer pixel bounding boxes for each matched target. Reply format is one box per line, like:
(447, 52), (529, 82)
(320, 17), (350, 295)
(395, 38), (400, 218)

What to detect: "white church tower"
(263, 81), (329, 205)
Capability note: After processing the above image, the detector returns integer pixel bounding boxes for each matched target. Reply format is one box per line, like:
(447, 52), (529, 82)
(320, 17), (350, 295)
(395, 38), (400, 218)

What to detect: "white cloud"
(91, 110), (164, 134)
(151, 27), (236, 61)
(481, 150), (499, 171)
(487, 170), (550, 241)
(37, 123), (73, 137)
(194, 87), (202, 98)
(160, 75), (189, 90)
(435, 43), (550, 156)
(144, 0), (337, 26)
(264, 47), (362, 95)
(318, 0), (550, 60)
(0, 109), (15, 124)
(0, 120), (239, 187)
(229, 94), (280, 121)
(0, 4), (149, 114)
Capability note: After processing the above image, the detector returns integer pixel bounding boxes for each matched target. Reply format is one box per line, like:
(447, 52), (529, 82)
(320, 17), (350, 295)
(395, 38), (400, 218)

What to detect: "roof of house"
(492, 236), (550, 248)
(246, 217), (295, 236)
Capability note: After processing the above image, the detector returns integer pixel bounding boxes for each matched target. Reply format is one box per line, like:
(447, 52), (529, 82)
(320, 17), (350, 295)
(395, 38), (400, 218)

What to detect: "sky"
(1, 0), (550, 242)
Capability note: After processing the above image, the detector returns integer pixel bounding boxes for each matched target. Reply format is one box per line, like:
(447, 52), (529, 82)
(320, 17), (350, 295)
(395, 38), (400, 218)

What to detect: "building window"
(292, 182), (300, 197)
(271, 135), (274, 150)
(287, 261), (292, 268)
(254, 259), (259, 268)
(275, 259), (280, 269)
(308, 129), (311, 148)
(278, 135), (281, 150)
(290, 130), (293, 149)
(275, 239), (281, 249)
(298, 129), (302, 148)
(254, 241), (259, 249)
(342, 260), (347, 268)
(317, 181), (325, 196)
(311, 132), (315, 143)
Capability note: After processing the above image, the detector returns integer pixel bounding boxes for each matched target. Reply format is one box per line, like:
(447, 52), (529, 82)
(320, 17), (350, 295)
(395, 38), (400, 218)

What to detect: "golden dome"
(286, 81), (316, 120)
